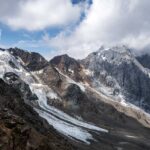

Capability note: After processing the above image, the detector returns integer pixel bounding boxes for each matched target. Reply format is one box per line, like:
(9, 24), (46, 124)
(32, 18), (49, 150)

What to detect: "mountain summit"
(82, 46), (150, 112)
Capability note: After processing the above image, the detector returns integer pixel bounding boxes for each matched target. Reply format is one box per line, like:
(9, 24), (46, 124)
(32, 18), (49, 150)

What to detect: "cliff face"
(136, 54), (150, 69)
(8, 48), (49, 71)
(81, 46), (150, 112)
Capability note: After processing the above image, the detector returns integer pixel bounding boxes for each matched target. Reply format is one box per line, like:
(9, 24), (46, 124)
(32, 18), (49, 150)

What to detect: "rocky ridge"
(0, 47), (150, 150)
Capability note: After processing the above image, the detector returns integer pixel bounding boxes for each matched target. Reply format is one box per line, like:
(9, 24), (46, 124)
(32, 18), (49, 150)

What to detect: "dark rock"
(136, 54), (150, 69)
(3, 72), (38, 101)
(8, 47), (49, 71)
(63, 84), (85, 105)
(82, 46), (150, 112)
(0, 79), (76, 150)
(39, 64), (62, 89)
(50, 54), (84, 82)
(9, 60), (19, 69)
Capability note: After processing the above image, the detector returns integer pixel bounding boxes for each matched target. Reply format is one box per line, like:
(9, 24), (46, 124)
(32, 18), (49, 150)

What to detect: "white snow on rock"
(83, 69), (93, 76)
(0, 50), (35, 84)
(0, 50), (108, 144)
(31, 82), (108, 144)
(101, 55), (107, 61)
(32, 69), (44, 74)
(35, 108), (93, 144)
(56, 67), (86, 92)
(68, 68), (74, 74)
(1, 48), (150, 144)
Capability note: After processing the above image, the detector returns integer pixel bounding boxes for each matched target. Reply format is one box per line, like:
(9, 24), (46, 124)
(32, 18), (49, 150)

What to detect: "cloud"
(0, 0), (85, 31)
(43, 0), (150, 59)
(0, 29), (2, 41)
(1, 0), (150, 59)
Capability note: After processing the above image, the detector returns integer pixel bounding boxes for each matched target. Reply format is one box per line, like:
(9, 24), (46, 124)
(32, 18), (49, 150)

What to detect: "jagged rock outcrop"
(3, 72), (38, 101)
(50, 54), (87, 82)
(1, 47), (150, 150)
(8, 48), (48, 71)
(82, 46), (150, 112)
(50, 54), (81, 73)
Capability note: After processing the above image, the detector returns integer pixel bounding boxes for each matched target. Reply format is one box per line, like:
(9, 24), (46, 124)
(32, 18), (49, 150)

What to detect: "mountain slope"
(0, 48), (150, 150)
(137, 54), (150, 69)
(8, 47), (49, 71)
(0, 78), (76, 150)
(81, 46), (150, 113)
(50, 54), (85, 82)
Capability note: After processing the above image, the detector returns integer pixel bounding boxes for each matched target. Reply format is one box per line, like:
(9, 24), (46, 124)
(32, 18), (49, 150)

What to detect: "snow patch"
(101, 55), (106, 61)
(68, 68), (74, 74)
(83, 69), (93, 76)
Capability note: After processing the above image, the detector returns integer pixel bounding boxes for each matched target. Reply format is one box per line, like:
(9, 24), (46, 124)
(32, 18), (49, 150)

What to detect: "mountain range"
(0, 46), (150, 150)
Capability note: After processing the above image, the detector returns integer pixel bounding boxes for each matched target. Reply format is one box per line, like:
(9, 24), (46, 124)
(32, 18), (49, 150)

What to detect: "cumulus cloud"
(0, 0), (150, 58)
(43, 0), (150, 58)
(0, 0), (85, 31)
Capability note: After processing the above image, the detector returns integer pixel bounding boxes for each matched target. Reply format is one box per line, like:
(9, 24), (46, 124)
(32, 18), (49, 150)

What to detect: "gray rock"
(82, 46), (150, 112)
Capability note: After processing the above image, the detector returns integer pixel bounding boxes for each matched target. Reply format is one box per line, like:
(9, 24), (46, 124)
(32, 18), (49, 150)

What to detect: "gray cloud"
(43, 0), (150, 58)
(0, 0), (21, 18)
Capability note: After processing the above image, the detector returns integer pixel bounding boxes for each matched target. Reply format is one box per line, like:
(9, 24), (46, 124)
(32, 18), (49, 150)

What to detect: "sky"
(0, 0), (150, 59)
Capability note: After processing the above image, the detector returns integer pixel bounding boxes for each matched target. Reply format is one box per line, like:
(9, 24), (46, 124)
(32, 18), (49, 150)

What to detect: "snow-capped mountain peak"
(85, 45), (134, 66)
(81, 45), (150, 114)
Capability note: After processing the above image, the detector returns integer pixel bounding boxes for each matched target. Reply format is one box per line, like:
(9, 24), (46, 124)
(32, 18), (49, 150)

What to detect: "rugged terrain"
(137, 54), (150, 69)
(0, 46), (150, 150)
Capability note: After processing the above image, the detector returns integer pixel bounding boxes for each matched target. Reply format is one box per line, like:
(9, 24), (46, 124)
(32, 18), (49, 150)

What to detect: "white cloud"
(43, 0), (150, 59)
(122, 33), (150, 50)
(1, 0), (150, 58)
(0, 0), (85, 31)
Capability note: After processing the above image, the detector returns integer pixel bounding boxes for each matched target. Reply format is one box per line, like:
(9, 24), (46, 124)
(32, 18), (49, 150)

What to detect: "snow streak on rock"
(0, 49), (108, 144)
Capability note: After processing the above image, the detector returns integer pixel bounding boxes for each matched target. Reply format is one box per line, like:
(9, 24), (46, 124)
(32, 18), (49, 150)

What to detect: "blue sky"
(0, 0), (150, 59)
(0, 22), (62, 54)
(0, 0), (92, 58)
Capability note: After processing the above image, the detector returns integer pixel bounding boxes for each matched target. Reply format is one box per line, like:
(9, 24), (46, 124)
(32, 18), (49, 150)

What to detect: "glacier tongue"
(30, 78), (108, 144)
